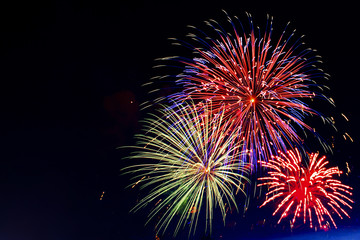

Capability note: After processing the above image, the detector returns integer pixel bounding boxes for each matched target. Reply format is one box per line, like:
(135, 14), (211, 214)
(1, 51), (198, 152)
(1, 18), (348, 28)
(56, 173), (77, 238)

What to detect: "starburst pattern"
(123, 103), (250, 236)
(157, 11), (334, 168)
(258, 148), (353, 229)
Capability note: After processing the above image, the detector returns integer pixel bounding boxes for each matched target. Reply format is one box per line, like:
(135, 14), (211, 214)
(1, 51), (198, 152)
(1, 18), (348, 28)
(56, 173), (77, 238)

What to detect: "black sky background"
(0, 1), (359, 240)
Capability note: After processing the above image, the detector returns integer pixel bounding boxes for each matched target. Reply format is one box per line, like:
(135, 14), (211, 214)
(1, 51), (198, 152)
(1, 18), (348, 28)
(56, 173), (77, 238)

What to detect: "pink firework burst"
(258, 148), (353, 229)
(163, 11), (334, 167)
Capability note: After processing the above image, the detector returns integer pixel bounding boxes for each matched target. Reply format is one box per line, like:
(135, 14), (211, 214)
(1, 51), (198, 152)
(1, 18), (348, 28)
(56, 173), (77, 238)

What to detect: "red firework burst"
(258, 148), (353, 229)
(164, 11), (334, 167)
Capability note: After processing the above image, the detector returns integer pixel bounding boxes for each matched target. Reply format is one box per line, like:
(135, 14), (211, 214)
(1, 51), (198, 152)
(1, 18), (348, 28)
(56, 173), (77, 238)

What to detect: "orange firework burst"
(258, 148), (353, 229)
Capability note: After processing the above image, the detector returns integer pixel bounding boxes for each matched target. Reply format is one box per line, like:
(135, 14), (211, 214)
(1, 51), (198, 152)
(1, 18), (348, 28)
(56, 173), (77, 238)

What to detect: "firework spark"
(258, 148), (353, 229)
(156, 11), (334, 168)
(123, 103), (250, 236)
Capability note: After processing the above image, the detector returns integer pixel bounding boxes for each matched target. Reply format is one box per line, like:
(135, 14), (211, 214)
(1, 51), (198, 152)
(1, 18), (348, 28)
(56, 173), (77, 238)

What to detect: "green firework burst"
(123, 103), (250, 237)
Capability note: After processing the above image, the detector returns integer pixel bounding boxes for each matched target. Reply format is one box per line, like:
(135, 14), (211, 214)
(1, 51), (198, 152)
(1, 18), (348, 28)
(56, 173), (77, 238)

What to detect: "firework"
(155, 11), (334, 168)
(258, 148), (353, 229)
(123, 103), (250, 236)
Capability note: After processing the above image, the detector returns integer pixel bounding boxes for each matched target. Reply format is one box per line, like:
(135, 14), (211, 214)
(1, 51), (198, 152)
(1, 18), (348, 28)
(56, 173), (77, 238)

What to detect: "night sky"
(1, 1), (359, 240)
